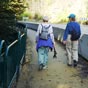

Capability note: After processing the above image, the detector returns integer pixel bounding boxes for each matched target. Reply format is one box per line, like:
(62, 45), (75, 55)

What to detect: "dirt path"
(17, 30), (88, 88)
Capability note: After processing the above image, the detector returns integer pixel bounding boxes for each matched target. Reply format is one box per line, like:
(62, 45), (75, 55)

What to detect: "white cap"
(43, 16), (49, 21)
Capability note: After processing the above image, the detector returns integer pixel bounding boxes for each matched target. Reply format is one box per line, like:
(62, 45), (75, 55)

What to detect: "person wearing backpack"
(63, 14), (81, 67)
(36, 16), (55, 71)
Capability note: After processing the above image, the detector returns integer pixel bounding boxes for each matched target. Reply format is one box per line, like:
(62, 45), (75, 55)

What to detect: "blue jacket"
(36, 36), (54, 51)
(63, 21), (81, 41)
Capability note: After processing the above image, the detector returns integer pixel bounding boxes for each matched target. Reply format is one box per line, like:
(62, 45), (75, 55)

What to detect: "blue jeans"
(38, 47), (49, 66)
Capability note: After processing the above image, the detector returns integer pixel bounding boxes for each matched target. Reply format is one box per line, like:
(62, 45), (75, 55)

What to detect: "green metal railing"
(0, 40), (5, 88)
(0, 22), (27, 88)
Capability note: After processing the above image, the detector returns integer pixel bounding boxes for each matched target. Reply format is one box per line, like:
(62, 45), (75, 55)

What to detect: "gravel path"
(17, 29), (88, 88)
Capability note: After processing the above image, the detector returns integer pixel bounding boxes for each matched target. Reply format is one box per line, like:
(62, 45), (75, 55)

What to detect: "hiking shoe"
(43, 65), (48, 70)
(38, 64), (43, 71)
(67, 64), (72, 67)
(73, 60), (78, 67)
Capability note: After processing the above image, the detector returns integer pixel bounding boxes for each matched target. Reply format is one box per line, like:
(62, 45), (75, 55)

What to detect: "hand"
(63, 41), (67, 45)
(53, 42), (55, 46)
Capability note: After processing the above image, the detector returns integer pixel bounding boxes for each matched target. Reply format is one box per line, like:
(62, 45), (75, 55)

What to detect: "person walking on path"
(63, 14), (81, 67)
(36, 16), (55, 71)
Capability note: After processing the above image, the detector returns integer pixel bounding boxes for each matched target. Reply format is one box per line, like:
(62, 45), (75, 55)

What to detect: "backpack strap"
(41, 24), (43, 32)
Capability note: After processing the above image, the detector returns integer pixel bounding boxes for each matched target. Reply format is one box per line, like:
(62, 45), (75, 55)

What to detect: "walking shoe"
(43, 65), (48, 70)
(73, 60), (78, 67)
(67, 64), (72, 67)
(38, 64), (43, 71)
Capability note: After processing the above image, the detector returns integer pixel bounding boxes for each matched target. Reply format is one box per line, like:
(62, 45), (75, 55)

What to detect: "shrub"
(34, 13), (42, 21)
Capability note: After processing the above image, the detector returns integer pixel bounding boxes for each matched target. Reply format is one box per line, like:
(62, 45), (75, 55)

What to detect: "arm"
(36, 24), (42, 42)
(63, 23), (69, 44)
(49, 26), (55, 45)
(79, 25), (81, 36)
(63, 24), (69, 41)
